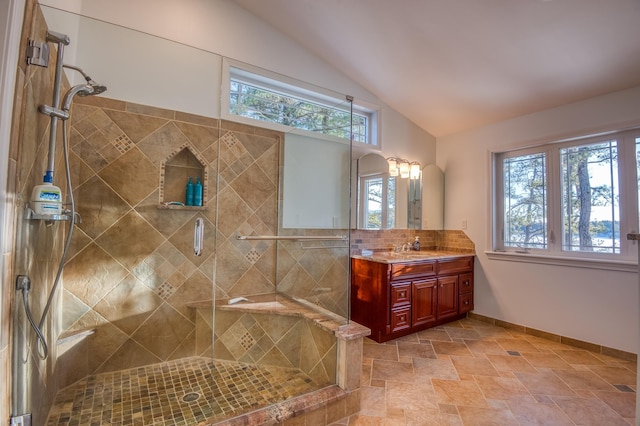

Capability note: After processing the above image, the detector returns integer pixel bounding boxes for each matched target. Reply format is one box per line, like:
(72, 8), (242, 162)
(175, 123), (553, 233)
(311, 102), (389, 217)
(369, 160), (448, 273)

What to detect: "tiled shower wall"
(58, 94), (348, 385)
(4, 1), (68, 422)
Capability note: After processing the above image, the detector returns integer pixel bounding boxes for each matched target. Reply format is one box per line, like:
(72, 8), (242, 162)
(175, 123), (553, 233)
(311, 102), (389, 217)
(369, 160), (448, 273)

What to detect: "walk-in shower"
(10, 6), (365, 426)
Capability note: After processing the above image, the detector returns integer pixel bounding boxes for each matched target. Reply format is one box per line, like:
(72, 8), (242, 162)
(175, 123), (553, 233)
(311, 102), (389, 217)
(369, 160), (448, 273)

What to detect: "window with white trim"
(225, 64), (378, 146)
(493, 129), (639, 261)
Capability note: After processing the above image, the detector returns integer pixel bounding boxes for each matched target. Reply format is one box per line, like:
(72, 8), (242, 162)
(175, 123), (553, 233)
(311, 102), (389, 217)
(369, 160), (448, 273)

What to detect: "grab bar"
(236, 235), (347, 241)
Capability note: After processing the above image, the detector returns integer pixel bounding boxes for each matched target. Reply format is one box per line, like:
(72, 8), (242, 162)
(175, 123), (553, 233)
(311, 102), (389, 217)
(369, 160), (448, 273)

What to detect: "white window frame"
(489, 128), (639, 272)
(221, 58), (380, 149)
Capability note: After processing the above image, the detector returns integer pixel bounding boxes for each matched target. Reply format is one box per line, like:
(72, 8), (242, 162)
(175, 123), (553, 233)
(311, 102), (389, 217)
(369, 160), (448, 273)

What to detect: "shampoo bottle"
(413, 236), (420, 251)
(194, 177), (203, 206)
(185, 177), (194, 206)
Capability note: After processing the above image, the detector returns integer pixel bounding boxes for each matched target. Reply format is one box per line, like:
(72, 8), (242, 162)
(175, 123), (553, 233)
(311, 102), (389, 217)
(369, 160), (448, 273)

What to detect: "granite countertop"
(352, 249), (474, 264)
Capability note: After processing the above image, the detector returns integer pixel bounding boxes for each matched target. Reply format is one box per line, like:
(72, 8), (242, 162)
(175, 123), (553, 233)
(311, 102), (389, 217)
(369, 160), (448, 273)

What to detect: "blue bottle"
(185, 177), (194, 206)
(194, 177), (203, 206)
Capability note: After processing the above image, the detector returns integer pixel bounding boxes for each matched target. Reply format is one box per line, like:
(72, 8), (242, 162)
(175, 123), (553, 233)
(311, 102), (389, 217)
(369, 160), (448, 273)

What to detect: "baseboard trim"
(467, 312), (637, 363)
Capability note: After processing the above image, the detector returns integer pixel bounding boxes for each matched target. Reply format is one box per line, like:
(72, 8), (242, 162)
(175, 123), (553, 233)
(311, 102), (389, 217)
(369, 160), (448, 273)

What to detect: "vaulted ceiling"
(233, 0), (640, 137)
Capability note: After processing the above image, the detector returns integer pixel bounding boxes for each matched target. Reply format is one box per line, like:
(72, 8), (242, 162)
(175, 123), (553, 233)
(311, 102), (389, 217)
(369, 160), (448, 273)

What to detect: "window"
(225, 63), (378, 146)
(360, 174), (395, 229)
(494, 129), (639, 262)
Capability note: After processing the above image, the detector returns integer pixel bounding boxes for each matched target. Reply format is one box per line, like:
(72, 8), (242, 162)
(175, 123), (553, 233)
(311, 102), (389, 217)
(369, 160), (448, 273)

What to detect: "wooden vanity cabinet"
(351, 255), (474, 343)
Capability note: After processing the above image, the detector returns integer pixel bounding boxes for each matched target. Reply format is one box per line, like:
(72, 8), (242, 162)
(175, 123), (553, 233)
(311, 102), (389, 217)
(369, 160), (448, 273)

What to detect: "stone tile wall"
(350, 228), (475, 254)
(3, 0), (68, 422)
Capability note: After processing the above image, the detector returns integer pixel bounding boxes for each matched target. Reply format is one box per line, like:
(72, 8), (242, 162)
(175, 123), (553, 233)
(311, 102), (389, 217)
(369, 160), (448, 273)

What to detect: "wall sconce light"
(399, 161), (410, 179)
(387, 158), (399, 177)
(387, 157), (420, 179)
(410, 162), (421, 179)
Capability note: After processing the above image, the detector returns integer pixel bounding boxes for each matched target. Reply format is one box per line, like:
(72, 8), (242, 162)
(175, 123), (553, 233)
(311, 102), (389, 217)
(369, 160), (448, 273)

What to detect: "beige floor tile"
(457, 405), (519, 425)
(431, 340), (473, 357)
(520, 351), (573, 369)
(371, 359), (415, 383)
(386, 380), (438, 411)
(495, 338), (541, 353)
(451, 355), (500, 377)
(364, 342), (399, 361)
(594, 390), (637, 418)
(417, 328), (452, 342)
(514, 370), (576, 396)
(413, 357), (459, 380)
(552, 395), (630, 425)
(432, 378), (489, 407)
(485, 353), (538, 373)
(552, 368), (615, 391)
(397, 341), (436, 359)
(404, 408), (462, 425)
(554, 349), (606, 365)
(463, 339), (506, 356)
(588, 365), (637, 386)
(507, 399), (574, 425)
(474, 375), (531, 400)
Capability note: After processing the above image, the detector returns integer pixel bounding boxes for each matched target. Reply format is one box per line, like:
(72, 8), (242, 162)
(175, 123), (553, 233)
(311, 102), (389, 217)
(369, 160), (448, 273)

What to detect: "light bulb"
(399, 161), (410, 179)
(410, 162), (421, 179)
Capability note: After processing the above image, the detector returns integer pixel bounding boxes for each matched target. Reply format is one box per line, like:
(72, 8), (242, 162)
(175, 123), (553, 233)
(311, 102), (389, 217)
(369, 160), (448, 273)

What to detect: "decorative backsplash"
(350, 229), (475, 254)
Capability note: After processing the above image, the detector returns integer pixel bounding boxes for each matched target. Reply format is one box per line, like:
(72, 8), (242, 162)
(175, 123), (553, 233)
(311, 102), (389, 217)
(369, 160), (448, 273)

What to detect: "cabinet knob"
(464, 301), (469, 305)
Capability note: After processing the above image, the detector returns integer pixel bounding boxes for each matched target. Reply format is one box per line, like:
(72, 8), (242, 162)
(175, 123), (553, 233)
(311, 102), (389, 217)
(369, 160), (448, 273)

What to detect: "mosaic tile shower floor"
(46, 357), (321, 426)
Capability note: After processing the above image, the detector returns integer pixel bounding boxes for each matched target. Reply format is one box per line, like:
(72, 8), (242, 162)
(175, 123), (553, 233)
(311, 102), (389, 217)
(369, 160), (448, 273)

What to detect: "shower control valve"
(16, 275), (31, 291)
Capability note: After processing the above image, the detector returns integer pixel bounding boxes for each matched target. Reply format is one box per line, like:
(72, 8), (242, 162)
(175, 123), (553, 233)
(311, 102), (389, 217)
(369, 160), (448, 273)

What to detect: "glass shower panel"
(278, 132), (351, 321)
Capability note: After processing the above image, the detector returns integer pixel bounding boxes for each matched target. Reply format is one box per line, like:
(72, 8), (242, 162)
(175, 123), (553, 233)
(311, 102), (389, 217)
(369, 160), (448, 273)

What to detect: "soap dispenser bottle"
(413, 236), (420, 251)
(185, 177), (194, 206)
(194, 177), (203, 206)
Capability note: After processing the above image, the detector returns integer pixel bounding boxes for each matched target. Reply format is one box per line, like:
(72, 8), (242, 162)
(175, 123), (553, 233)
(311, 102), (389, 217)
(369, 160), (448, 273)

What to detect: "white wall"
(39, 0), (436, 165)
(438, 86), (640, 353)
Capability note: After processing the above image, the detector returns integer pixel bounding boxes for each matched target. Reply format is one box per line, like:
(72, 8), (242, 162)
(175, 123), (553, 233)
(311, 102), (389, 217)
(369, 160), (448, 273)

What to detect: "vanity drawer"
(390, 307), (411, 332)
(459, 272), (474, 294)
(438, 257), (473, 275)
(391, 283), (411, 308)
(459, 292), (474, 313)
(390, 261), (436, 280)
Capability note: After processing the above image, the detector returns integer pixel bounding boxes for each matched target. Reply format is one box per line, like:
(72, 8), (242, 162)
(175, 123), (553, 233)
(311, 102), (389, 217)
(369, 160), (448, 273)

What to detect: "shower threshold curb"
(203, 384), (347, 425)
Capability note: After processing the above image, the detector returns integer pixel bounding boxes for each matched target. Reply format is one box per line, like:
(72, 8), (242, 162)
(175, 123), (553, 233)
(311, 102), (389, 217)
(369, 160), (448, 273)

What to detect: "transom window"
(493, 129), (639, 261)
(226, 64), (377, 146)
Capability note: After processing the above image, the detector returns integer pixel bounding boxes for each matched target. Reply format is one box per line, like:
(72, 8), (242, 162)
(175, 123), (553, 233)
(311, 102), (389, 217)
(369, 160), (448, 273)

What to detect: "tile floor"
(332, 318), (636, 425)
(45, 357), (320, 426)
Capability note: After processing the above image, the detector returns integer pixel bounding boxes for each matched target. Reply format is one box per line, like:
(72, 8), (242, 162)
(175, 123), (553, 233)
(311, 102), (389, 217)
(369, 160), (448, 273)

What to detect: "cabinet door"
(437, 275), (459, 319)
(412, 279), (437, 327)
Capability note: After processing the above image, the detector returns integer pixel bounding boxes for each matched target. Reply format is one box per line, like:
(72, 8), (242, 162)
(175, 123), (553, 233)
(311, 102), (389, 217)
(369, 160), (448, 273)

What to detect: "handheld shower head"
(61, 82), (108, 111)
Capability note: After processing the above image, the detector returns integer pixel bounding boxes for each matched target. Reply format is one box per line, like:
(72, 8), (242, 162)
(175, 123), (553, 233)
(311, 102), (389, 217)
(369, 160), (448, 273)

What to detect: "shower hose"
(20, 119), (76, 360)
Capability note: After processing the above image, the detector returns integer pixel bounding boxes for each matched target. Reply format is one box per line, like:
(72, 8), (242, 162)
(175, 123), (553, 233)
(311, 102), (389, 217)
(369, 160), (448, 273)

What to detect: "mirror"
(355, 153), (444, 230)
(422, 164), (444, 230)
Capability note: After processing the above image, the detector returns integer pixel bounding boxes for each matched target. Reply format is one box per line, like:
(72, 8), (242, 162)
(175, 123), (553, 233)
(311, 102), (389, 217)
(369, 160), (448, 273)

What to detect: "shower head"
(61, 82), (108, 111)
(62, 64), (107, 98)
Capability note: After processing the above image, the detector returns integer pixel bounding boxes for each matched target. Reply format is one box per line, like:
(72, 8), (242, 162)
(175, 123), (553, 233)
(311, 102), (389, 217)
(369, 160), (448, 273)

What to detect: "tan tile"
(432, 378), (489, 407)
(554, 349), (606, 365)
(371, 359), (414, 383)
(552, 395), (629, 425)
(363, 340), (399, 361)
(103, 108), (169, 143)
(520, 351), (572, 369)
(432, 340), (473, 357)
(386, 380), (438, 411)
(444, 326), (481, 340)
(397, 341), (436, 359)
(464, 339), (506, 355)
(495, 338), (540, 353)
(413, 357), (459, 380)
(458, 405), (519, 425)
(451, 356), (500, 377)
(75, 175), (131, 238)
(130, 303), (194, 360)
(588, 365), (637, 386)
(474, 375), (531, 400)
(98, 146), (158, 205)
(552, 368), (614, 391)
(514, 370), (576, 396)
(507, 400), (574, 425)
(359, 386), (387, 417)
(404, 408), (463, 425)
(416, 328), (452, 342)
(593, 390), (637, 418)
(63, 243), (128, 307)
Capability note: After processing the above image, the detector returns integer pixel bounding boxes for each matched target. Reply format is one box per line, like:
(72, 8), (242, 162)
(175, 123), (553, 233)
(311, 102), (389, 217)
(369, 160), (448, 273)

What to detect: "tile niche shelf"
(158, 145), (208, 210)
